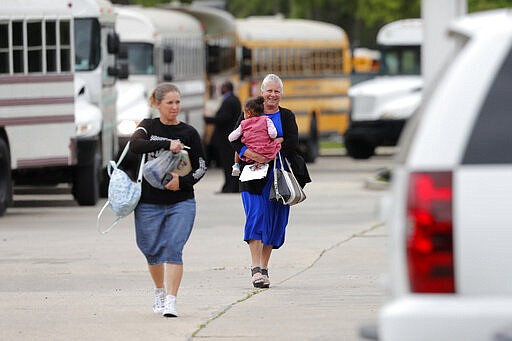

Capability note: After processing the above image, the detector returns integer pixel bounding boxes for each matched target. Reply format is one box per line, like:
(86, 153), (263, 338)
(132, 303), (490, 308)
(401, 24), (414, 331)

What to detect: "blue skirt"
(241, 170), (290, 249)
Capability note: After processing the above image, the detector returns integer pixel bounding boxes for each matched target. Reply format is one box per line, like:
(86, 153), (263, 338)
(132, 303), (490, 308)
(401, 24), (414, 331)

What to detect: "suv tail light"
(406, 171), (455, 293)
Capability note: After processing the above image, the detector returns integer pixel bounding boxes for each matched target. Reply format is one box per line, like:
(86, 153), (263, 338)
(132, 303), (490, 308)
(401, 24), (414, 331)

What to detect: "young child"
(228, 96), (282, 176)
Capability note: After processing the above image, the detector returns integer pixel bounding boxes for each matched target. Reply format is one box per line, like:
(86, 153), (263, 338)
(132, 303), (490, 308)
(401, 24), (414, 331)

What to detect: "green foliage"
(356, 0), (421, 27)
(113, 0), (512, 48)
(468, 0), (512, 11)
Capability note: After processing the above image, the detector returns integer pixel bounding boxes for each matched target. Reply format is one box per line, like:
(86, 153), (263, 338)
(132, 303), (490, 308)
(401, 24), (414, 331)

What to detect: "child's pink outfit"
(228, 116), (281, 162)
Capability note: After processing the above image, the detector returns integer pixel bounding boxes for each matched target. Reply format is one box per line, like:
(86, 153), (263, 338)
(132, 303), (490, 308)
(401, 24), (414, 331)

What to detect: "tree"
(114, 0), (511, 48)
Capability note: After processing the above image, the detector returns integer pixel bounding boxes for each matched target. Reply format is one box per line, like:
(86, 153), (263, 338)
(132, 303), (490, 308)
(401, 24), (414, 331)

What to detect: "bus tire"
(73, 145), (100, 206)
(345, 139), (375, 159)
(0, 138), (12, 216)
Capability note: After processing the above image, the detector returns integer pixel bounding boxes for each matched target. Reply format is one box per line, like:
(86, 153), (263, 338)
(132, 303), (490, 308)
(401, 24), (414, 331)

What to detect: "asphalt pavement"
(0, 154), (392, 340)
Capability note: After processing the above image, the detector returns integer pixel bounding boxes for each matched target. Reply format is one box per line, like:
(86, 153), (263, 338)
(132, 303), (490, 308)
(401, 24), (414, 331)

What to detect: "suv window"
(463, 45), (512, 164)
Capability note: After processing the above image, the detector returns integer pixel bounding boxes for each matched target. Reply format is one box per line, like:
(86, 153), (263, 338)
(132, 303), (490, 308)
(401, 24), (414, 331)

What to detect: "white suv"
(366, 9), (512, 341)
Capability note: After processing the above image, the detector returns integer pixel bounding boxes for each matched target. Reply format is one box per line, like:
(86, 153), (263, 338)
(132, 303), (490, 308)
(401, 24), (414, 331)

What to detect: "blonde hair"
(149, 82), (181, 107)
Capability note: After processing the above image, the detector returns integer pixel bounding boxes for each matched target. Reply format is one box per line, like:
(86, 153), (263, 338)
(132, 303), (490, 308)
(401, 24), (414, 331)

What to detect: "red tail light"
(406, 171), (455, 293)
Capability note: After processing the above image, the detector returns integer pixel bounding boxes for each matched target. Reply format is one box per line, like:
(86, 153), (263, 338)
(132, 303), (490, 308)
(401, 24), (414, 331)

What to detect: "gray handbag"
(269, 152), (306, 206)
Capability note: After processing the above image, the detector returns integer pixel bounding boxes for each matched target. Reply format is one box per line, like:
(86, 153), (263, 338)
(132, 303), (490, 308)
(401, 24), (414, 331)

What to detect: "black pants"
(217, 144), (239, 193)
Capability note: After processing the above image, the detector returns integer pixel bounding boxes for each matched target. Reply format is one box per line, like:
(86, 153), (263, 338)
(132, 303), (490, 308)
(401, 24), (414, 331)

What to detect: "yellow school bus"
(236, 16), (352, 162)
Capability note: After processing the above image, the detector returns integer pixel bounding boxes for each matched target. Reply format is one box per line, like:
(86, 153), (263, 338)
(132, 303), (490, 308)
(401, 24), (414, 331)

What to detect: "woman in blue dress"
(230, 74), (311, 288)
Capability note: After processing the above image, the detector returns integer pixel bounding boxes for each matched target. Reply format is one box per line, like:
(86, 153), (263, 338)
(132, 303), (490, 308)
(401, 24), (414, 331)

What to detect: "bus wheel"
(0, 138), (12, 216)
(73, 146), (100, 206)
(345, 139), (375, 159)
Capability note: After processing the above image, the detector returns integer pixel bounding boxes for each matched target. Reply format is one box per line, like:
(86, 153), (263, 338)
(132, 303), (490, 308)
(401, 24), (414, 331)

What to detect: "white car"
(365, 9), (512, 341)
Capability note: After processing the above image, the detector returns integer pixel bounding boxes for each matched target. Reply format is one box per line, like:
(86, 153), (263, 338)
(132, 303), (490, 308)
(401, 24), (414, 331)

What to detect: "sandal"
(251, 267), (264, 288)
(261, 268), (270, 288)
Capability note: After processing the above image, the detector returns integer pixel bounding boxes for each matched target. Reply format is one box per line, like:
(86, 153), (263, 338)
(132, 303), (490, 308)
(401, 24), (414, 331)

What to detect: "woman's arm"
(175, 127), (207, 191)
(279, 108), (299, 154)
(129, 120), (169, 154)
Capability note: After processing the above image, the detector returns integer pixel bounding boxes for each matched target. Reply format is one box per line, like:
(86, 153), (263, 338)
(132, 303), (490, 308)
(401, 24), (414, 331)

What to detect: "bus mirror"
(241, 64), (252, 78)
(107, 32), (120, 54)
(240, 47), (252, 78)
(117, 64), (129, 80)
(163, 73), (173, 81)
(207, 45), (220, 74)
(118, 45), (128, 60)
(163, 48), (173, 64)
(242, 46), (252, 60)
(107, 66), (118, 77)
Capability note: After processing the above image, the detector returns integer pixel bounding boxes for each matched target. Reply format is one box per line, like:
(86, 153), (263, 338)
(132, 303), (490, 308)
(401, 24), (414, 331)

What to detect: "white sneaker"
(231, 163), (241, 177)
(153, 288), (166, 314)
(162, 295), (178, 317)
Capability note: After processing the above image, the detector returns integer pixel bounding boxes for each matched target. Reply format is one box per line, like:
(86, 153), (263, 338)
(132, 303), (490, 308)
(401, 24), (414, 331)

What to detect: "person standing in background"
(204, 81), (242, 193)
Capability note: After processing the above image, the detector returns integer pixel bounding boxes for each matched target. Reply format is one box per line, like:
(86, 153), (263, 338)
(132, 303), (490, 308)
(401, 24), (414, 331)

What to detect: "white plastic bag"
(143, 149), (192, 189)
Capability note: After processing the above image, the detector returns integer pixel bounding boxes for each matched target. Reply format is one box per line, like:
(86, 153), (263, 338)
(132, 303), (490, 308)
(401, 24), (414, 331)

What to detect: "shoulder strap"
(97, 201), (122, 234)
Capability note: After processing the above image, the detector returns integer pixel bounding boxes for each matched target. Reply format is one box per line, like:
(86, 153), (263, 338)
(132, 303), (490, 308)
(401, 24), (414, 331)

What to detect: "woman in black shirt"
(129, 82), (207, 317)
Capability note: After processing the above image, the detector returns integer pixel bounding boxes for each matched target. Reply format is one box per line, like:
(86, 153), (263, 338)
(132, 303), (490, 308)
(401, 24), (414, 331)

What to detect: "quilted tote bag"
(269, 152), (306, 206)
(97, 141), (146, 234)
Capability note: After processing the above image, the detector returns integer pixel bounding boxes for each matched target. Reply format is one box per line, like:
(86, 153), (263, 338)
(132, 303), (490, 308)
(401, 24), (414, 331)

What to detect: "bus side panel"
(0, 75), (76, 170)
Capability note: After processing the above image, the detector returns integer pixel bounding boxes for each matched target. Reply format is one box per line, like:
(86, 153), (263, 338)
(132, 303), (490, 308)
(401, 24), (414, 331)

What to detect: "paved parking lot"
(0, 154), (393, 340)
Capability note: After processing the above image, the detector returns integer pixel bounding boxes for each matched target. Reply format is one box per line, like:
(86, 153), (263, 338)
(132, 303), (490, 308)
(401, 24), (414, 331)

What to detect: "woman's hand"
(164, 172), (180, 191)
(169, 139), (184, 153)
(244, 149), (272, 164)
(276, 137), (284, 144)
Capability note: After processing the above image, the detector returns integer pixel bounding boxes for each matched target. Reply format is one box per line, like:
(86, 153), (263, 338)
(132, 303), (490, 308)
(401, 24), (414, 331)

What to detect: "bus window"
(380, 46), (421, 76)
(120, 42), (154, 75)
(12, 21), (23, 73)
(60, 20), (72, 72)
(27, 21), (43, 73)
(46, 21), (57, 72)
(74, 19), (100, 71)
(0, 22), (7, 74)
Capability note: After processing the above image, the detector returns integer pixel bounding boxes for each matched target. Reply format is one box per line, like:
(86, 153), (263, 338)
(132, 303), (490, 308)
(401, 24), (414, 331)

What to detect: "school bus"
(236, 16), (352, 162)
(0, 0), (122, 215)
(115, 5), (206, 143)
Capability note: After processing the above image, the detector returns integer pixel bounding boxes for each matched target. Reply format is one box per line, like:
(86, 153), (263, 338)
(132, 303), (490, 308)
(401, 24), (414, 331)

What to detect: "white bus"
(344, 19), (423, 159)
(72, 0), (122, 204)
(0, 0), (121, 215)
(0, 0), (74, 215)
(114, 5), (206, 144)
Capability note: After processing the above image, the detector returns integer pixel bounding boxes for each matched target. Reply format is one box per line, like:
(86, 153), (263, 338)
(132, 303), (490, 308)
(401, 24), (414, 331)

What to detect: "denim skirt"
(134, 199), (196, 265)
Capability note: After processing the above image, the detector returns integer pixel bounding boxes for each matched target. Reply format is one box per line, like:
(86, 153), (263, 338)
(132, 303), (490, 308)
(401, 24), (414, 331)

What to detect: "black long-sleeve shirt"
(129, 118), (207, 205)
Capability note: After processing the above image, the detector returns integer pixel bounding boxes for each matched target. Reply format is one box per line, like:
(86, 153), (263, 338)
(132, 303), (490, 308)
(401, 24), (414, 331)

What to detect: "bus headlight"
(76, 121), (101, 137)
(118, 119), (138, 136)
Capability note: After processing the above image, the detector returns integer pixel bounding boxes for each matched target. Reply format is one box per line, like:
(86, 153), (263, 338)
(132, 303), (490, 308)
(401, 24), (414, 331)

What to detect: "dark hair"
(149, 82), (181, 107)
(222, 81), (234, 93)
(244, 96), (264, 117)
